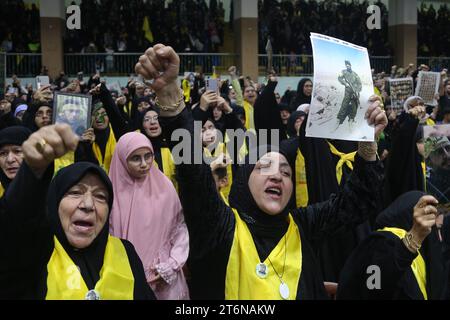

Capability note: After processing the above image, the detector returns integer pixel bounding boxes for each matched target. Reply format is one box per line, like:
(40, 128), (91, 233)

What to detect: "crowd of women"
(0, 43), (449, 300)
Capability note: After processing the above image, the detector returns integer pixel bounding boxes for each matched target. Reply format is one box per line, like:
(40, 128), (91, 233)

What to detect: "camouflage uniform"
(337, 68), (362, 124)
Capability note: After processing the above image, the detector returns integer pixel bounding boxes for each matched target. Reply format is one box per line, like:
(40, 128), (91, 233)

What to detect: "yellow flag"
(142, 17), (154, 43)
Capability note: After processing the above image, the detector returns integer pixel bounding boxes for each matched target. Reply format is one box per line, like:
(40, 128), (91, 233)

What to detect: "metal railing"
(5, 53), (450, 78)
(417, 57), (450, 71)
(258, 54), (394, 76)
(63, 53), (238, 76)
(6, 53), (42, 77)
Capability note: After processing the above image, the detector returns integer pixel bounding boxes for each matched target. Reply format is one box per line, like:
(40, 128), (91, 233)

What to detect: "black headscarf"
(22, 102), (52, 132)
(46, 162), (114, 289)
(376, 191), (445, 300)
(91, 101), (110, 157)
(0, 126), (32, 191)
(289, 78), (312, 112)
(286, 110), (306, 138)
(229, 145), (294, 260)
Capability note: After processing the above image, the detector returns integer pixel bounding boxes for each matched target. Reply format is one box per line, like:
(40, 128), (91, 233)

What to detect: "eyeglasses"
(128, 152), (154, 164)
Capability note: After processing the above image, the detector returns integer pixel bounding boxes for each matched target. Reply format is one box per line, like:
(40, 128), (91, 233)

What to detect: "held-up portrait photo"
(53, 92), (92, 137)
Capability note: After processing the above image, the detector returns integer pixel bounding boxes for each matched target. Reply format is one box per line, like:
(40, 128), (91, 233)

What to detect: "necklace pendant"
(256, 262), (269, 279)
(85, 289), (101, 300)
(279, 282), (290, 300)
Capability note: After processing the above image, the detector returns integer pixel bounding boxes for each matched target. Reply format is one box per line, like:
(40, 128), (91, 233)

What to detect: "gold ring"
(35, 138), (47, 154)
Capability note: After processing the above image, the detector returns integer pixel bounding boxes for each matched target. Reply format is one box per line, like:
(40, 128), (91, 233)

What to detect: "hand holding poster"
(306, 33), (375, 141)
(423, 124), (450, 213)
(415, 71), (440, 106)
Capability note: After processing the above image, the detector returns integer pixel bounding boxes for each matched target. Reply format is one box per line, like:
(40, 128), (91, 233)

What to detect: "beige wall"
(234, 18), (258, 81)
(40, 17), (65, 78)
(389, 24), (417, 67)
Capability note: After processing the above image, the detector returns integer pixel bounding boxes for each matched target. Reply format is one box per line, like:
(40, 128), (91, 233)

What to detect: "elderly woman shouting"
(0, 124), (155, 300)
(135, 44), (388, 300)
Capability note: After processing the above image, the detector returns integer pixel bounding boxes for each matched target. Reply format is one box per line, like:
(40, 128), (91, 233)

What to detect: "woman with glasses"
(108, 132), (190, 300)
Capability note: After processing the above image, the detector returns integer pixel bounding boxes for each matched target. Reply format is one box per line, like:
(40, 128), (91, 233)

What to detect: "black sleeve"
(337, 232), (418, 299)
(121, 239), (157, 300)
(254, 80), (287, 141)
(294, 154), (384, 243)
(383, 113), (424, 206)
(161, 108), (235, 257)
(98, 83), (131, 139)
(1, 162), (54, 224)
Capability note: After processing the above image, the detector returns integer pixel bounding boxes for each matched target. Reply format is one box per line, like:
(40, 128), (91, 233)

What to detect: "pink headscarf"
(109, 132), (189, 300)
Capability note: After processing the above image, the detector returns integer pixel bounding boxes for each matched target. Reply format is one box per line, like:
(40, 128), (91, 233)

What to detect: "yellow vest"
(54, 151), (75, 175)
(379, 227), (428, 300)
(243, 101), (255, 132)
(92, 127), (117, 174)
(153, 147), (178, 192)
(46, 235), (134, 300)
(327, 142), (356, 184)
(295, 149), (308, 208)
(225, 209), (302, 300)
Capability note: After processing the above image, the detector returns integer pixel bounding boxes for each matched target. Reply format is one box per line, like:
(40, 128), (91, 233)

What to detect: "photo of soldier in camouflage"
(336, 60), (362, 129)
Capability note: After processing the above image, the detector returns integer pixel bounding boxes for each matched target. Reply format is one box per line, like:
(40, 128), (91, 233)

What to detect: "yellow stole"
(54, 151), (75, 175)
(182, 79), (191, 103)
(425, 118), (435, 126)
(379, 227), (428, 300)
(92, 127), (117, 173)
(327, 142), (356, 184)
(204, 143), (233, 201)
(153, 147), (178, 191)
(46, 235), (134, 300)
(0, 183), (4, 198)
(243, 100), (255, 132)
(295, 149), (308, 208)
(225, 209), (302, 300)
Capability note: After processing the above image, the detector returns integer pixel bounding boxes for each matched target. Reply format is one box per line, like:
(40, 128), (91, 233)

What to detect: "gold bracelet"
(154, 90), (185, 113)
(403, 232), (421, 252)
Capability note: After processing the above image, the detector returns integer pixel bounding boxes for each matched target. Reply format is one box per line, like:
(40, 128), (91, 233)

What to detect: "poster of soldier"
(306, 33), (375, 141)
(415, 71), (440, 106)
(389, 77), (414, 110)
(423, 125), (450, 211)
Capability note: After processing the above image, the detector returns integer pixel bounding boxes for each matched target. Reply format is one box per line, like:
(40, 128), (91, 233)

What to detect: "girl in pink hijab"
(109, 132), (189, 300)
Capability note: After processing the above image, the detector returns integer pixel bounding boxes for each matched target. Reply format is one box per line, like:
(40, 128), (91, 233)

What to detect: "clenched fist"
(135, 44), (180, 93)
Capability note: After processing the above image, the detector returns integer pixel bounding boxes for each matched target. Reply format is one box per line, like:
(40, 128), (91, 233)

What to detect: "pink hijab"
(109, 132), (189, 300)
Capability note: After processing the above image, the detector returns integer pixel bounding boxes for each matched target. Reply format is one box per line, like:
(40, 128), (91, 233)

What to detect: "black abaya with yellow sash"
(162, 108), (383, 300)
(0, 162), (155, 299)
(337, 191), (446, 300)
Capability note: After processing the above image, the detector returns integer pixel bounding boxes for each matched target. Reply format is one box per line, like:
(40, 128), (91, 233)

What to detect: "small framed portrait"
(53, 92), (92, 137)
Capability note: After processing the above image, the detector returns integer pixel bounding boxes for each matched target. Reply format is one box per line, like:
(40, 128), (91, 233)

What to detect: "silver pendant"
(256, 262), (268, 279)
(279, 282), (290, 300)
(85, 289), (101, 300)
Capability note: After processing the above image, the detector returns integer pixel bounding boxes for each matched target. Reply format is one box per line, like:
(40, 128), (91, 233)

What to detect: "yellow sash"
(295, 149), (308, 208)
(225, 209), (302, 300)
(0, 182), (4, 198)
(154, 147), (178, 191)
(379, 227), (428, 300)
(327, 142), (356, 184)
(54, 151), (75, 175)
(243, 101), (255, 132)
(204, 143), (233, 201)
(46, 235), (134, 300)
(182, 79), (191, 103)
(92, 127), (117, 174)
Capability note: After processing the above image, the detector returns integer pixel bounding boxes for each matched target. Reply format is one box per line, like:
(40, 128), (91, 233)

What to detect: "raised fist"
(135, 44), (180, 92)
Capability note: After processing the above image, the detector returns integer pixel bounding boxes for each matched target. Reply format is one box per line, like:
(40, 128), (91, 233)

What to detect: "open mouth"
(265, 186), (282, 199)
(72, 220), (94, 233)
